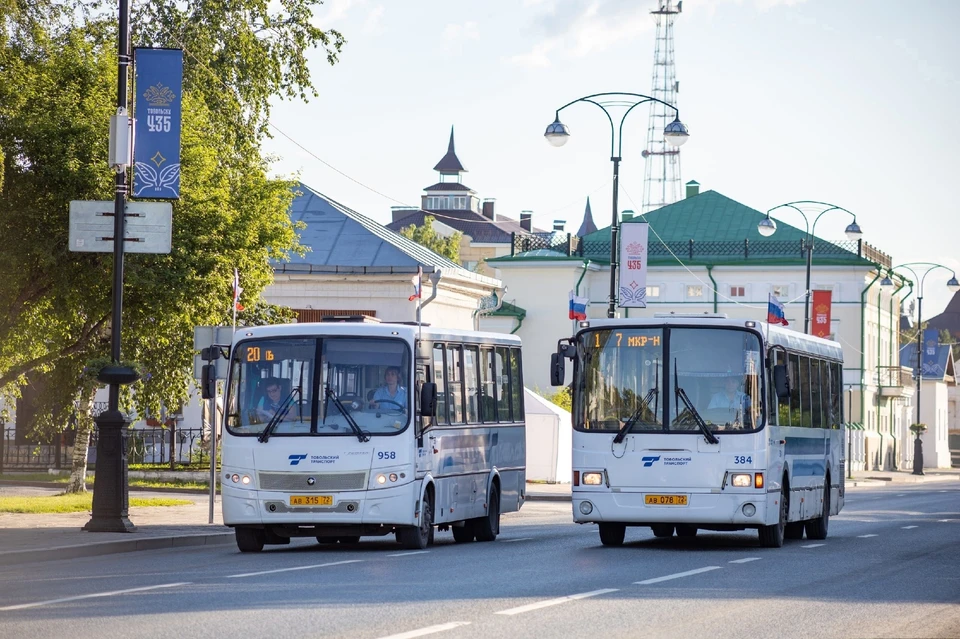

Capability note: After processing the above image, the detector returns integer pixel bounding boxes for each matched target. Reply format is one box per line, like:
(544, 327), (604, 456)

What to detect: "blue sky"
(261, 0), (959, 319)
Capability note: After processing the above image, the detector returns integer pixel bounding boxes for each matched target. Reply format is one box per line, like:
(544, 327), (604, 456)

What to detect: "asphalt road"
(1, 483), (957, 639)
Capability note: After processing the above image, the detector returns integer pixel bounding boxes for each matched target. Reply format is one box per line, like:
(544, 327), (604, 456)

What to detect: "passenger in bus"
(708, 376), (750, 412)
(369, 366), (407, 409)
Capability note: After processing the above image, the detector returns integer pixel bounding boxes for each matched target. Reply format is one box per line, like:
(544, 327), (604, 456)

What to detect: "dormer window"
(426, 196), (468, 210)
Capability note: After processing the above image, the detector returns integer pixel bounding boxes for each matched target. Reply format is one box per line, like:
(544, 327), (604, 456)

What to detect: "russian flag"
(569, 291), (588, 321)
(408, 266), (423, 301)
(767, 293), (789, 326)
(232, 268), (244, 311)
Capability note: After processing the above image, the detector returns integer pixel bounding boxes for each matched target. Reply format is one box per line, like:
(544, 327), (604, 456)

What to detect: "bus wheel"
(759, 479), (788, 548)
(651, 524), (674, 538)
(399, 493), (434, 550)
(475, 487), (500, 542)
(599, 522), (626, 546)
(452, 522), (475, 543)
(805, 478), (830, 540)
(676, 525), (697, 538)
(236, 527), (265, 553)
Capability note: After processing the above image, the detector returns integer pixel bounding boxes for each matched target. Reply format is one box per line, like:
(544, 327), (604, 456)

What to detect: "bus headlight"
(579, 501), (594, 515)
(742, 503), (756, 517)
(377, 474), (387, 484)
(582, 472), (604, 486)
(731, 473), (752, 487)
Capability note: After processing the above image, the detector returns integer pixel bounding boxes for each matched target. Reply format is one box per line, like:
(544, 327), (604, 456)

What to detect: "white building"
(481, 181), (911, 472)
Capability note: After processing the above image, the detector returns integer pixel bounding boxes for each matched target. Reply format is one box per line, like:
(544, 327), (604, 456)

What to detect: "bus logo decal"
(288, 454), (308, 466)
(642, 456), (660, 467)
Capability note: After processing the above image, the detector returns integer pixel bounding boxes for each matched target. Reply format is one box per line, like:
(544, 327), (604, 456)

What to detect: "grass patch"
(129, 478), (207, 490)
(0, 473), (69, 483)
(0, 493), (194, 514)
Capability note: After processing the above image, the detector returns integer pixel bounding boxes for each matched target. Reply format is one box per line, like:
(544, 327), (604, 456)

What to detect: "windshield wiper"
(258, 387), (300, 443)
(673, 361), (719, 445)
(614, 360), (660, 444)
(325, 385), (369, 443)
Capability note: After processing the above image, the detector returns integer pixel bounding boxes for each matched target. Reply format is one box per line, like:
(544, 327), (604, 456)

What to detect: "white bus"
(551, 314), (845, 548)
(221, 318), (526, 552)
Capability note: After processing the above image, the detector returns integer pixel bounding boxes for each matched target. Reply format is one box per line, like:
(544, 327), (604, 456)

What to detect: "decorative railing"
(512, 233), (892, 268)
(0, 424), (210, 472)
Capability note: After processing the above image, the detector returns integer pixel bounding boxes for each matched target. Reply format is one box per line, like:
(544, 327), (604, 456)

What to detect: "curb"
(526, 493), (571, 502)
(0, 532), (235, 567)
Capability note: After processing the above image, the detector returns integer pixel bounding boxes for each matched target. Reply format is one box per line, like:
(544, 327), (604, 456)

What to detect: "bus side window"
(433, 345), (448, 424)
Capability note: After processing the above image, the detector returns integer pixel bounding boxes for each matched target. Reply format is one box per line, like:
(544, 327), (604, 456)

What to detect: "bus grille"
(258, 471), (368, 492)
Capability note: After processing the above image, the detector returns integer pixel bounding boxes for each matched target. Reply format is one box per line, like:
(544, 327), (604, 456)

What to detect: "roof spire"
(576, 196), (598, 237)
(433, 125), (467, 175)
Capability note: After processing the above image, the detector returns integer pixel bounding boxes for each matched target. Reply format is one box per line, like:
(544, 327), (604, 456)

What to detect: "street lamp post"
(757, 201), (863, 334)
(544, 93), (689, 318)
(882, 263), (960, 475)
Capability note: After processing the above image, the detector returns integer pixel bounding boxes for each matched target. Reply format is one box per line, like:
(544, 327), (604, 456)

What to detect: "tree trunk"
(64, 392), (95, 494)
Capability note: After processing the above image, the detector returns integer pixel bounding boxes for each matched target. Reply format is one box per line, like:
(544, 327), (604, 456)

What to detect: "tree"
(0, 1), (344, 491)
(399, 216), (462, 264)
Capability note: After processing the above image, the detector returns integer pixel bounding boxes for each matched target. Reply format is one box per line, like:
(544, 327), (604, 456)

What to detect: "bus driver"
(369, 366), (407, 410)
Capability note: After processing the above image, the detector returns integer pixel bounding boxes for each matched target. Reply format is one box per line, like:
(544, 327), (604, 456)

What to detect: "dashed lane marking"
(857, 534), (879, 538)
(0, 582), (191, 611)
(495, 589), (620, 616)
(501, 538), (533, 543)
(635, 566), (721, 585)
(902, 526), (919, 529)
(376, 622), (471, 639)
(226, 559), (363, 578)
(729, 558), (761, 564)
(801, 544), (826, 548)
(386, 551), (430, 557)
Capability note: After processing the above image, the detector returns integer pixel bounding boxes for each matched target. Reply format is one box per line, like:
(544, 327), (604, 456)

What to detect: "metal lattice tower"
(641, 0), (682, 214)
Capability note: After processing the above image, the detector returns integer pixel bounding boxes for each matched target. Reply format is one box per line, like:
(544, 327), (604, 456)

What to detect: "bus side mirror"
(550, 353), (565, 386)
(420, 382), (437, 417)
(773, 364), (791, 399)
(201, 364), (217, 400)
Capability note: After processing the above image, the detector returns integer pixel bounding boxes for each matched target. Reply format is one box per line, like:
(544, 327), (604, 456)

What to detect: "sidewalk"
(1, 471), (956, 567)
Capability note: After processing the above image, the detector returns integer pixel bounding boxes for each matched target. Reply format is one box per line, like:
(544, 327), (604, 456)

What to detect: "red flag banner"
(811, 290), (832, 337)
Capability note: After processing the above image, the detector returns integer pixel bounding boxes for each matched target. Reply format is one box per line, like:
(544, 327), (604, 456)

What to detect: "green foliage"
(909, 423), (927, 435)
(538, 386), (572, 412)
(0, 1), (344, 438)
(399, 216), (462, 264)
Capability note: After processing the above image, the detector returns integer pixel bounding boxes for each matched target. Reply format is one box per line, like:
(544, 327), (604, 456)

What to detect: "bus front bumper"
(222, 480), (420, 529)
(572, 488), (777, 528)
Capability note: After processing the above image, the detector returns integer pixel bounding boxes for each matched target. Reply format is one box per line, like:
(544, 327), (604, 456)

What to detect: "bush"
(909, 423), (927, 436)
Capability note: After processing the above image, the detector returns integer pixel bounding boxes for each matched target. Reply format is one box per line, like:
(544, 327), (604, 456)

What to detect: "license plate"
(645, 494), (688, 506)
(289, 495), (334, 506)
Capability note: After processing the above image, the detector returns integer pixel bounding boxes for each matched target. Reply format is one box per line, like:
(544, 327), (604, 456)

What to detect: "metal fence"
(0, 423), (210, 473)
(512, 233), (892, 268)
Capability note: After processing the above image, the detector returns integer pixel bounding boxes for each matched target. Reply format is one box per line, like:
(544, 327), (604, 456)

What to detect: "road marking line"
(938, 519), (954, 522)
(902, 526), (919, 529)
(386, 551), (430, 557)
(801, 544), (826, 548)
(857, 534), (878, 538)
(635, 566), (721, 585)
(376, 622), (471, 639)
(501, 537), (533, 543)
(226, 559), (362, 578)
(495, 588), (619, 616)
(0, 582), (191, 611)
(728, 557), (761, 564)
(896, 494), (905, 497)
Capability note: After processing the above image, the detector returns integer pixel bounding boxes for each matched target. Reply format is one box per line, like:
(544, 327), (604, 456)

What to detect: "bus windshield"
(225, 336), (411, 437)
(577, 327), (763, 433)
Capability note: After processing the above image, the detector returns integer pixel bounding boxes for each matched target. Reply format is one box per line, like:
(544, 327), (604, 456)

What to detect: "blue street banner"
(921, 328), (941, 376)
(133, 48), (183, 199)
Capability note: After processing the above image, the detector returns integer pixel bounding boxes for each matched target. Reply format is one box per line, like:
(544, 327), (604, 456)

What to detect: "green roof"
(488, 300), (526, 319)
(491, 189), (886, 268)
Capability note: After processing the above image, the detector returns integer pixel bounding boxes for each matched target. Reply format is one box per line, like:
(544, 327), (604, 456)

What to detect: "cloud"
(313, 0), (358, 29)
(507, 0), (653, 68)
(363, 5), (385, 34)
(443, 21), (481, 42)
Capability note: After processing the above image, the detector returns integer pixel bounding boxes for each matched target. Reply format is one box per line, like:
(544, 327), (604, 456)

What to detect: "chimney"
(685, 180), (700, 199)
(553, 219), (565, 232)
(621, 210), (634, 222)
(520, 210), (533, 232)
(482, 198), (496, 221)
